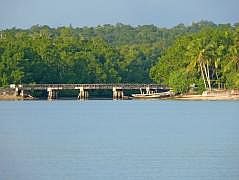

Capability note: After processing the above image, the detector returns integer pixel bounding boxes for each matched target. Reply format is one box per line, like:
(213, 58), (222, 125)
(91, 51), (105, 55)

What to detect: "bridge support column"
(20, 90), (24, 97)
(113, 87), (124, 100)
(77, 87), (88, 100)
(146, 86), (150, 94)
(47, 88), (58, 100)
(14, 87), (24, 98)
(15, 87), (20, 96)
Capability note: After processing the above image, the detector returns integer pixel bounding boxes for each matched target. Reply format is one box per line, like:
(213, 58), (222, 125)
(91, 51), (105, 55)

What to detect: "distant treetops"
(0, 21), (238, 93)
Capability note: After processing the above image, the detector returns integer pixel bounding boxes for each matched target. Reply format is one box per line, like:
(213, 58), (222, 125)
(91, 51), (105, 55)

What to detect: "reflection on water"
(0, 100), (239, 180)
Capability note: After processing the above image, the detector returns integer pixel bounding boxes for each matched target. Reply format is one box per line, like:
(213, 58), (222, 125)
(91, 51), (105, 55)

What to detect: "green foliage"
(168, 70), (190, 94)
(0, 21), (238, 91)
(150, 24), (239, 93)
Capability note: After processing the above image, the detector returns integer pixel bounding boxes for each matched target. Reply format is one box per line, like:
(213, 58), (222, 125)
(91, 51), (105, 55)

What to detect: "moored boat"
(131, 91), (174, 99)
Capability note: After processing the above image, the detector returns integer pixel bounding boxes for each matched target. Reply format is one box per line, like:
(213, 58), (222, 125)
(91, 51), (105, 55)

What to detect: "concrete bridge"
(12, 84), (169, 100)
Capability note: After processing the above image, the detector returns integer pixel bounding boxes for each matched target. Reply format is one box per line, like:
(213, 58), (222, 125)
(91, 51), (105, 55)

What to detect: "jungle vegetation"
(0, 21), (238, 93)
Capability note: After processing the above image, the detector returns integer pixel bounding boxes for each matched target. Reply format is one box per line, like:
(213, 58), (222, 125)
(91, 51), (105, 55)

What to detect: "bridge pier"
(47, 88), (58, 100)
(15, 87), (20, 96)
(20, 89), (24, 97)
(77, 87), (89, 100)
(14, 87), (24, 98)
(146, 86), (150, 94)
(113, 87), (124, 100)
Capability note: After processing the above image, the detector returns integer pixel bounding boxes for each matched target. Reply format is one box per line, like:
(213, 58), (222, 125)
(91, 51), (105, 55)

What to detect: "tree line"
(150, 24), (239, 93)
(0, 21), (238, 93)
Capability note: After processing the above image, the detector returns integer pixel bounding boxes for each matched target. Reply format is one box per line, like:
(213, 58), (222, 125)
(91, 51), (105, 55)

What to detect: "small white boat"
(132, 91), (173, 99)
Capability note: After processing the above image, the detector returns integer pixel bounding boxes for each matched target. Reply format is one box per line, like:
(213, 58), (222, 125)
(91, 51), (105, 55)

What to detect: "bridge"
(12, 84), (169, 100)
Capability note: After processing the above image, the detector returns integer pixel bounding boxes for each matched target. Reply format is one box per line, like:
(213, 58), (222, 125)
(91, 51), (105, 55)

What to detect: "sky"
(0, 0), (239, 29)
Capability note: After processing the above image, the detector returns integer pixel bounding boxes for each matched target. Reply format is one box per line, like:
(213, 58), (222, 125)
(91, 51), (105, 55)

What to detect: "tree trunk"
(198, 52), (208, 89)
(206, 61), (211, 91)
(202, 61), (211, 91)
(199, 61), (207, 89)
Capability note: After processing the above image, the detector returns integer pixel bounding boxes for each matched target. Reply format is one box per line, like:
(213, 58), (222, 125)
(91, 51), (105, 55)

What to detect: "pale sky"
(0, 0), (238, 29)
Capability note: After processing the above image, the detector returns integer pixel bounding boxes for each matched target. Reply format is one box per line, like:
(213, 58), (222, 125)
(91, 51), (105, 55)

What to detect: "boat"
(131, 91), (174, 99)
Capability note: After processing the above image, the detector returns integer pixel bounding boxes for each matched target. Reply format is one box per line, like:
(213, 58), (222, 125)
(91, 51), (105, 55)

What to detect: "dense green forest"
(0, 21), (238, 93)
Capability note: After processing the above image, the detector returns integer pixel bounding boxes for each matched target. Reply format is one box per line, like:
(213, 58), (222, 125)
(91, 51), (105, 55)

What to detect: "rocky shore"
(0, 87), (34, 100)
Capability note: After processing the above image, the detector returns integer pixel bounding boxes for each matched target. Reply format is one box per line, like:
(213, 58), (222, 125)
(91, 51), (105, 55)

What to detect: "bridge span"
(12, 84), (169, 100)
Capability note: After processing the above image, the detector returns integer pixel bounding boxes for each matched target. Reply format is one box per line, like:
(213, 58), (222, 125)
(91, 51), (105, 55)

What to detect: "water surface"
(0, 100), (238, 180)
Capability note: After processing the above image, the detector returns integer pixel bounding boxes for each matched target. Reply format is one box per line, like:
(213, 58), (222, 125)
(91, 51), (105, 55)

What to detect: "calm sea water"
(0, 100), (238, 180)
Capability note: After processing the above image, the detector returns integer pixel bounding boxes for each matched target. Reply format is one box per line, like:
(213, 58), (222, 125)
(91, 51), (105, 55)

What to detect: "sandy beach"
(175, 94), (239, 100)
(0, 95), (23, 100)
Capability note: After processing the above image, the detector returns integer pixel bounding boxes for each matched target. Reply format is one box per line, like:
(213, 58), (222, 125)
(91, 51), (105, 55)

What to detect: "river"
(0, 100), (238, 180)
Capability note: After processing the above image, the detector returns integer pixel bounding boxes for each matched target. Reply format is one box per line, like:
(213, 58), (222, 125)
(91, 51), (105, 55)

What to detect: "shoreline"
(0, 95), (24, 100)
(1, 95), (239, 101)
(174, 94), (239, 100)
